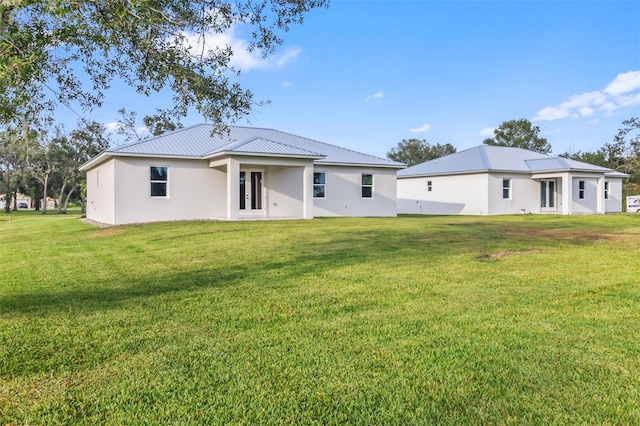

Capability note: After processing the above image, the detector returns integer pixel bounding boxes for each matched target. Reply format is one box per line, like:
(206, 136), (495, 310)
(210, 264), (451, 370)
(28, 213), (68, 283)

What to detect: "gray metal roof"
(398, 145), (616, 178)
(106, 124), (403, 168)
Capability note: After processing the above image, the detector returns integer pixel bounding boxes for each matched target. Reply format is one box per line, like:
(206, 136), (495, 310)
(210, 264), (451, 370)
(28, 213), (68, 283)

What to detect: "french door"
(540, 179), (557, 212)
(239, 170), (263, 213)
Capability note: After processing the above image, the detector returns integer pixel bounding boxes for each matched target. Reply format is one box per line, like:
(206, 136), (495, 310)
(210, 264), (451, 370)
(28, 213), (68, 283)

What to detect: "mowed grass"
(1, 211), (640, 424)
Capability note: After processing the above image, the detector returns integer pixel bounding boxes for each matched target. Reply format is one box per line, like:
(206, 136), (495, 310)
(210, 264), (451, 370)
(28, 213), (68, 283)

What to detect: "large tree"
(387, 139), (456, 167)
(483, 119), (551, 154)
(0, 1), (328, 128)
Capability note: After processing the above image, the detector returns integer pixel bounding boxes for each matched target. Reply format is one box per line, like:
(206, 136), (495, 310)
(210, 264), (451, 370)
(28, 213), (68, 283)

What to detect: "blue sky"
(64, 1), (640, 159)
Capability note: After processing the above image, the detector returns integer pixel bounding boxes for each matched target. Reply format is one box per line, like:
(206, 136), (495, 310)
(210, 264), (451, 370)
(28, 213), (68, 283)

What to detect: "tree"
(55, 120), (110, 213)
(387, 139), (456, 166)
(143, 110), (184, 137)
(0, 1), (328, 129)
(483, 119), (551, 154)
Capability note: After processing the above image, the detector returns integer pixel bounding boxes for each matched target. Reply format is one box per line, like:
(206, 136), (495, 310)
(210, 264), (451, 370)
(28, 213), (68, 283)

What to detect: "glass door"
(240, 170), (263, 213)
(540, 179), (557, 212)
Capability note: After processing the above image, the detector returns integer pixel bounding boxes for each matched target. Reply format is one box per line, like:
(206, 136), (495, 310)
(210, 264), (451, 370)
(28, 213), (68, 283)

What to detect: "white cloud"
(603, 70), (640, 95)
(282, 81), (292, 88)
(409, 123), (431, 133)
(532, 70), (640, 122)
(479, 127), (495, 137)
(104, 121), (120, 133)
(180, 26), (301, 72)
(365, 91), (384, 102)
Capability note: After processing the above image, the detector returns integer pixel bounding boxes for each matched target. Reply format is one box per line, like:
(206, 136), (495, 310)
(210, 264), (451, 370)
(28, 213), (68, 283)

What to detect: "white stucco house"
(397, 145), (628, 216)
(79, 124), (404, 225)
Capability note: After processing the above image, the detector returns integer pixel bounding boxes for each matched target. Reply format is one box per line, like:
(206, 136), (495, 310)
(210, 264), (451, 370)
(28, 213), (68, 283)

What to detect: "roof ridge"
(111, 123), (209, 152)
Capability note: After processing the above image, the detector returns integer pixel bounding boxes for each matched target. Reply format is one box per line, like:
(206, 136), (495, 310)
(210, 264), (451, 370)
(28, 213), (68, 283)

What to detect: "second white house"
(397, 145), (627, 215)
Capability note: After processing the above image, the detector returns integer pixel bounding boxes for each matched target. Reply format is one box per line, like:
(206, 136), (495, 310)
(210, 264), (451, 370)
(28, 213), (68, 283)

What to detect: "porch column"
(302, 163), (314, 219)
(561, 173), (572, 215)
(226, 158), (240, 220)
(596, 175), (605, 214)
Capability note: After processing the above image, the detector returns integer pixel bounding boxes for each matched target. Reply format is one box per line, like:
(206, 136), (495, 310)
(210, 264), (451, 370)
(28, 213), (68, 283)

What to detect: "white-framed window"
(502, 178), (511, 199)
(314, 172), (326, 198)
(426, 180), (432, 192)
(578, 180), (585, 199)
(150, 166), (168, 197)
(604, 181), (609, 200)
(362, 173), (373, 198)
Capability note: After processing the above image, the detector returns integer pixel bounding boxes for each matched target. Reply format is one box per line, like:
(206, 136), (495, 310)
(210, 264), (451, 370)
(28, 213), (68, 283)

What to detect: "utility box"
(627, 195), (640, 212)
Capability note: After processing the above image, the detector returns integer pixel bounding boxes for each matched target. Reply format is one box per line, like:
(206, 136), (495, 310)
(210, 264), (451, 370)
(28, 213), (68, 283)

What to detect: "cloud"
(533, 70), (640, 122)
(604, 70), (640, 95)
(104, 121), (120, 133)
(479, 127), (495, 137)
(409, 123), (431, 133)
(180, 26), (301, 72)
(282, 81), (292, 88)
(365, 91), (384, 102)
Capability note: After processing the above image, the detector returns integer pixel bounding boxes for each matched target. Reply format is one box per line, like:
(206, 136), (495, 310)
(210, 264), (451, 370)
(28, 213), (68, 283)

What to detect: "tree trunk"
(62, 185), (76, 214)
(3, 163), (10, 214)
(57, 181), (67, 214)
(12, 189), (17, 211)
(42, 175), (49, 215)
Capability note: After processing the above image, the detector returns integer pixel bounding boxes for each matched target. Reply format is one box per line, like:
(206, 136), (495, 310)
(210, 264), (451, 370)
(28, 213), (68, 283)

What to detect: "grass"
(1, 210), (640, 424)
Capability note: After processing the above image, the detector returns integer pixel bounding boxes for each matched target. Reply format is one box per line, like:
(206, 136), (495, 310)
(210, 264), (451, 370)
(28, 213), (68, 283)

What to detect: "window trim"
(361, 173), (373, 198)
(426, 180), (432, 192)
(604, 181), (609, 200)
(150, 166), (169, 198)
(502, 178), (511, 200)
(578, 180), (585, 199)
(313, 172), (326, 198)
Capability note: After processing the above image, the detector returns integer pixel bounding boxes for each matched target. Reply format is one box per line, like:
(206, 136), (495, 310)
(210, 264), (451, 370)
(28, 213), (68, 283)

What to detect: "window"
(426, 180), (432, 192)
(314, 172), (326, 198)
(502, 178), (511, 199)
(604, 181), (609, 200)
(578, 180), (585, 199)
(150, 166), (168, 197)
(362, 173), (373, 198)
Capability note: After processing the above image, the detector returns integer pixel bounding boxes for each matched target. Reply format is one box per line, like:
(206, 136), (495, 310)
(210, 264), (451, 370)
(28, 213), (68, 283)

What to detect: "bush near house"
(1, 211), (639, 424)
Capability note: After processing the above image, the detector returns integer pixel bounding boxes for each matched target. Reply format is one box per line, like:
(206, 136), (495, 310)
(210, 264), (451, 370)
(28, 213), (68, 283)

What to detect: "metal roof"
(103, 124), (403, 168)
(398, 145), (617, 178)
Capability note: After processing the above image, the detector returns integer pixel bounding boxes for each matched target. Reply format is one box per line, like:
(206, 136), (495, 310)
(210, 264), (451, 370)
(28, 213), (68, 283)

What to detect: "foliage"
(1, 214), (640, 423)
(0, 0), (328, 129)
(483, 119), (551, 154)
(387, 139), (456, 166)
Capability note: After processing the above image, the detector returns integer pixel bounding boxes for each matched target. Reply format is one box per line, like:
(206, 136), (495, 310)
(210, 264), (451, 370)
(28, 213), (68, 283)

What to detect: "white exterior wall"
(265, 165), (305, 218)
(313, 166), (397, 217)
(605, 177), (624, 213)
(398, 173), (488, 215)
(487, 173), (540, 215)
(112, 157), (225, 225)
(86, 160), (115, 224)
(571, 177), (599, 214)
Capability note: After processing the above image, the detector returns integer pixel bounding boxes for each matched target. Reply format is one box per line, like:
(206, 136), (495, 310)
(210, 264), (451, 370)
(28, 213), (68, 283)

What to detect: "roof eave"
(316, 161), (405, 169)
(204, 151), (326, 160)
(79, 151), (202, 171)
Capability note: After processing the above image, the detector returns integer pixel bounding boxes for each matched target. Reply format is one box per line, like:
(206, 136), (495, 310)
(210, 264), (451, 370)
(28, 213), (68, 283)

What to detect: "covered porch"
(207, 155), (319, 220)
(531, 172), (605, 215)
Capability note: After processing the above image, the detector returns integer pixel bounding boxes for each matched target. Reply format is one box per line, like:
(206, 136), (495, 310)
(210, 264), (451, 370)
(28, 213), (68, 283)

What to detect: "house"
(0, 193), (33, 210)
(397, 145), (628, 215)
(79, 125), (404, 225)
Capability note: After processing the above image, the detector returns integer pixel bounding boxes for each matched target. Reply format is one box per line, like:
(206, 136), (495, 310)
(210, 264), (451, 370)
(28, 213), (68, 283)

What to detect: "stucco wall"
(265, 165), (304, 218)
(112, 157), (225, 225)
(571, 177), (598, 214)
(313, 166), (397, 217)
(86, 160), (115, 224)
(605, 177), (624, 213)
(487, 173), (540, 215)
(398, 173), (488, 215)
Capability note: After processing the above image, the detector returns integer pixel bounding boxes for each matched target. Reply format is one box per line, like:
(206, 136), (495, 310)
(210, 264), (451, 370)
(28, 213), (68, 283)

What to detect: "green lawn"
(1, 211), (640, 424)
